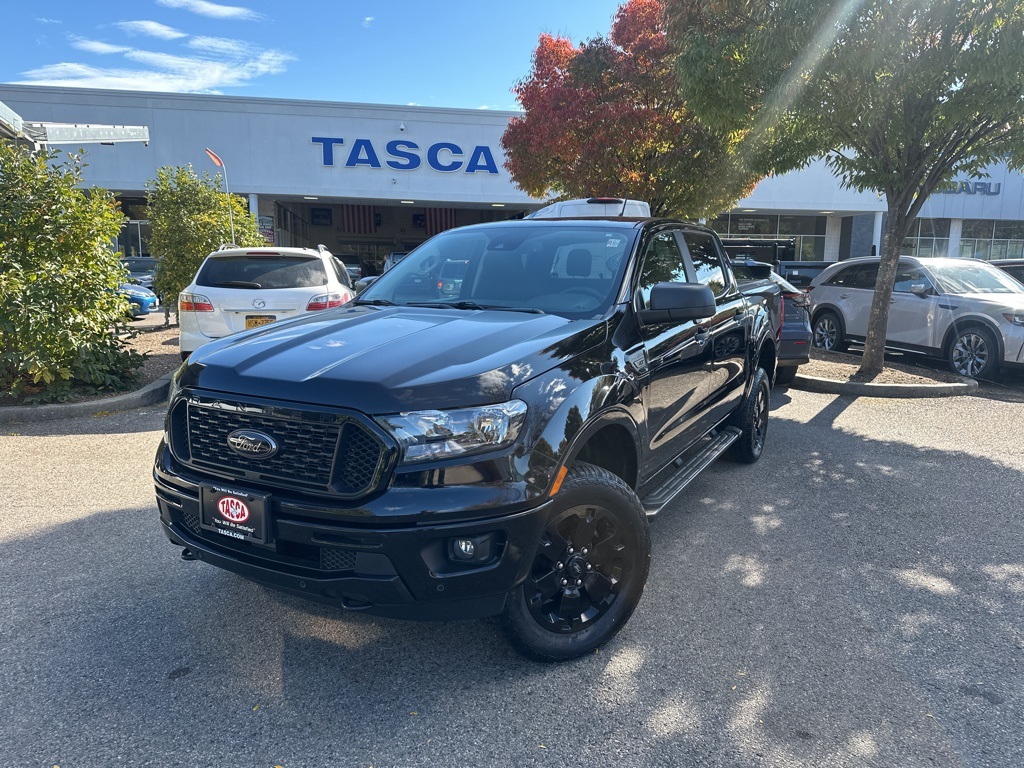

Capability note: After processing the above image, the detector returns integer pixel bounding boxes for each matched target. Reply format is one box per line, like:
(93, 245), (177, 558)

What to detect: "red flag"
(426, 208), (458, 237)
(341, 204), (376, 235)
(205, 147), (224, 167)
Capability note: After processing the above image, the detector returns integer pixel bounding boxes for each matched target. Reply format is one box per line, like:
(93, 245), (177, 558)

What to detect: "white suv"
(178, 245), (354, 359)
(808, 256), (1024, 378)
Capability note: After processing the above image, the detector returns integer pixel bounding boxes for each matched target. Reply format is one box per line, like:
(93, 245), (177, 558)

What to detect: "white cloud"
(116, 20), (188, 39)
(362, 17), (374, 28)
(18, 45), (293, 94)
(188, 36), (250, 56)
(156, 0), (262, 21)
(36, 18), (62, 24)
(72, 38), (132, 55)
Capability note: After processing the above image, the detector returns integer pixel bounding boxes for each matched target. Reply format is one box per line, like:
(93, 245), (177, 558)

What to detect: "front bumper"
(155, 459), (551, 621)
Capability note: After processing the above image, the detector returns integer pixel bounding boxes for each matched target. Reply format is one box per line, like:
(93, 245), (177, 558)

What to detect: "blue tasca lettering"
(386, 140), (421, 170)
(345, 139), (382, 168)
(466, 145), (499, 174)
(312, 137), (344, 166)
(427, 142), (464, 172)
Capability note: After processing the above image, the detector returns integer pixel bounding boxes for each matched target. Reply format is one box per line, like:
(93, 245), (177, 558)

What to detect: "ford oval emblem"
(226, 429), (279, 459)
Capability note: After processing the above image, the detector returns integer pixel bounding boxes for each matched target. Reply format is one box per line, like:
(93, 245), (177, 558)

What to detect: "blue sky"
(5, 0), (626, 110)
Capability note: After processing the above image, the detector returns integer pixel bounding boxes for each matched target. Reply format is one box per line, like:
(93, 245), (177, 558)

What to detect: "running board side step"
(640, 426), (741, 516)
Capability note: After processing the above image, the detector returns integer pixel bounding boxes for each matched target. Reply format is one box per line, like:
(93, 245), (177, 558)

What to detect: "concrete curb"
(790, 372), (978, 398)
(0, 373), (173, 424)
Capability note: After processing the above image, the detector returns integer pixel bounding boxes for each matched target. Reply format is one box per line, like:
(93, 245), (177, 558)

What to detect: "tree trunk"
(859, 200), (908, 377)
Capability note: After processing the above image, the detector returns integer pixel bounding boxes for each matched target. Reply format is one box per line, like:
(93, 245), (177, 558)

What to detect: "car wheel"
(502, 461), (650, 663)
(775, 365), (798, 386)
(812, 311), (847, 352)
(729, 367), (771, 464)
(949, 326), (999, 379)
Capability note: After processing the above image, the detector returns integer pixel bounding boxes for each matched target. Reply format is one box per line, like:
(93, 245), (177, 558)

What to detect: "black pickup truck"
(155, 217), (779, 661)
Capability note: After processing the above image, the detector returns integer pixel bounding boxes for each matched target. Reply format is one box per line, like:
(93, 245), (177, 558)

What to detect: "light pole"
(204, 147), (235, 243)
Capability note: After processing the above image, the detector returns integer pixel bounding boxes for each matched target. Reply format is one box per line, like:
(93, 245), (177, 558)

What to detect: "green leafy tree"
(0, 143), (142, 402)
(147, 165), (263, 324)
(668, 0), (1024, 376)
(502, 0), (757, 219)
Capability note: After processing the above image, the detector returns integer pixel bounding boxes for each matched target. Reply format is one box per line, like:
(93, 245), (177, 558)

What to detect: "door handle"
(839, 293), (849, 299)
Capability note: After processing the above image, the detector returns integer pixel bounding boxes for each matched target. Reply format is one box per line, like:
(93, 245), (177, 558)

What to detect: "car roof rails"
(216, 243), (238, 251)
(316, 243), (331, 254)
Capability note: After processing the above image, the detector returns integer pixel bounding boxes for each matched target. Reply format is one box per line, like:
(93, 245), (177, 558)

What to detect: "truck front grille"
(174, 396), (390, 497)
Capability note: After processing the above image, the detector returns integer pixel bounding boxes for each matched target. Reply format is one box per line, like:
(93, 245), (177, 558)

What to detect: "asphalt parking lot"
(1, 389), (1021, 768)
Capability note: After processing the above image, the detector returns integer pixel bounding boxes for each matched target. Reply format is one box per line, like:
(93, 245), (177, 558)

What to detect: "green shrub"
(0, 144), (143, 402)
(148, 165), (264, 323)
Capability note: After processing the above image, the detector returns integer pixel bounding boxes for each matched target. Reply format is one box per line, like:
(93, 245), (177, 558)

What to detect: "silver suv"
(808, 256), (1024, 379)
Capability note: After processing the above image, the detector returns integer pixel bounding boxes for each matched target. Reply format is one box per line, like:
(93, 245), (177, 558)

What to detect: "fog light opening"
(447, 533), (498, 564)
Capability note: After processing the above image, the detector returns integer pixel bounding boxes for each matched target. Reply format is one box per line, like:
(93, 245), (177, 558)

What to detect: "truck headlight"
(377, 400), (528, 463)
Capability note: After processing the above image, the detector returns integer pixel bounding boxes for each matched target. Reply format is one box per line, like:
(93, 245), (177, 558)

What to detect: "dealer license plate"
(199, 484), (269, 545)
(245, 315), (276, 329)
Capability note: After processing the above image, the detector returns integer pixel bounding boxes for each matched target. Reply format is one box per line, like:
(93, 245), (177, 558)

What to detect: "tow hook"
(180, 548), (198, 561)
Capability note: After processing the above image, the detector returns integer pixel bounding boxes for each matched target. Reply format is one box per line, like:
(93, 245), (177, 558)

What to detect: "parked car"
(732, 259), (812, 385)
(120, 256), (159, 289)
(991, 258), (1024, 285)
(436, 258), (469, 299)
(808, 256), (1024, 378)
(776, 260), (832, 289)
(178, 245), (354, 360)
(156, 214), (780, 661)
(119, 283), (159, 317)
(526, 197), (651, 219)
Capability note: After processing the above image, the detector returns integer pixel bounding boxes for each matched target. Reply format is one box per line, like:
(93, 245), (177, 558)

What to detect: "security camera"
(399, 123), (406, 132)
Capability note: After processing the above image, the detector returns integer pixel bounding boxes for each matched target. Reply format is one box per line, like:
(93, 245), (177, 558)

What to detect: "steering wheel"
(561, 287), (605, 301)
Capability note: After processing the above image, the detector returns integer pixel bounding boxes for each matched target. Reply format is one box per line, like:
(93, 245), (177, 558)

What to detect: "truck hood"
(183, 305), (607, 413)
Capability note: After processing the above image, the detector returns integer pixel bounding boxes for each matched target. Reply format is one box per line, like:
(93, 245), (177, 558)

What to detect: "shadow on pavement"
(1, 414), (1022, 766)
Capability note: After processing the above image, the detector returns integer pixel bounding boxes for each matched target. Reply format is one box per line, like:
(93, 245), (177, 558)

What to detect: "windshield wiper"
(406, 301), (544, 314)
(354, 298), (396, 306)
(215, 280), (262, 289)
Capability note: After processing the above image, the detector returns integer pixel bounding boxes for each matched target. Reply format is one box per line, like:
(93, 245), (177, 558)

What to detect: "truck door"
(631, 229), (714, 470)
(681, 230), (749, 427)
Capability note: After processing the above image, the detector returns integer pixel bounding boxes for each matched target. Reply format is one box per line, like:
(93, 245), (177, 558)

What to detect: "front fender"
(513, 361), (644, 497)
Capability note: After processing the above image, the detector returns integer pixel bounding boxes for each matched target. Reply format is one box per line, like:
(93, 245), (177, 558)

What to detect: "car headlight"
(376, 400), (528, 463)
(1002, 312), (1024, 327)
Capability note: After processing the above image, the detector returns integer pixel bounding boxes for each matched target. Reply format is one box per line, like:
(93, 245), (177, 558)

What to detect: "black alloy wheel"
(730, 367), (771, 464)
(502, 462), (650, 662)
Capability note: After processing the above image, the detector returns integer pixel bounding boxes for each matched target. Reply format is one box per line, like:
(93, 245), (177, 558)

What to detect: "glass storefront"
(710, 214), (827, 260)
(959, 219), (1024, 260)
(901, 218), (950, 257)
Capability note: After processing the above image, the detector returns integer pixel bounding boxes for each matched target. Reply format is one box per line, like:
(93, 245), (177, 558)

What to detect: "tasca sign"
(312, 136), (499, 174)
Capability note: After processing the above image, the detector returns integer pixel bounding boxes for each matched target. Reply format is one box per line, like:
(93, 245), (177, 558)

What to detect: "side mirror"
(910, 283), (930, 297)
(355, 276), (379, 295)
(638, 282), (716, 325)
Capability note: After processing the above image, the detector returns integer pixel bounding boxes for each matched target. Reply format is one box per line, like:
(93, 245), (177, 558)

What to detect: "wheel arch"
(940, 315), (1005, 361)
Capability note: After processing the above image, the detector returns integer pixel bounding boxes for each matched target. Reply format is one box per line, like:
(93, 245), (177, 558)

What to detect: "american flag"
(426, 208), (459, 237)
(341, 204), (376, 234)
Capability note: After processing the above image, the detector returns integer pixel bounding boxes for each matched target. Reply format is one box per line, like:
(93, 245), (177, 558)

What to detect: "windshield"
(196, 255), (327, 289)
(122, 257), (158, 273)
(359, 224), (637, 318)
(927, 261), (1024, 295)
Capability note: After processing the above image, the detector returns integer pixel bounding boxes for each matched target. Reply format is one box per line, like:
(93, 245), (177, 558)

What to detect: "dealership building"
(2, 84), (1023, 271)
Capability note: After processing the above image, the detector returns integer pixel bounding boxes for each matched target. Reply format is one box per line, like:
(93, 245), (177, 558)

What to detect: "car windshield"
(196, 255), (327, 289)
(927, 261), (1024, 295)
(358, 224), (637, 318)
(122, 257), (158, 273)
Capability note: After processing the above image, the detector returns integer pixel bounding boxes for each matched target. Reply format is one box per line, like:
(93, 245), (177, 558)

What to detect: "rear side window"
(682, 232), (727, 296)
(825, 264), (876, 289)
(196, 256), (327, 289)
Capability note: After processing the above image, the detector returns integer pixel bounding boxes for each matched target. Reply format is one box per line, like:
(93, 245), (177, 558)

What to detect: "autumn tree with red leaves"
(502, 0), (755, 218)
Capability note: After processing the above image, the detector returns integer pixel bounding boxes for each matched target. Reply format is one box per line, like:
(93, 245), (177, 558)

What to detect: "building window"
(901, 218), (950, 258)
(711, 213), (826, 260)
(959, 218), (1024, 260)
